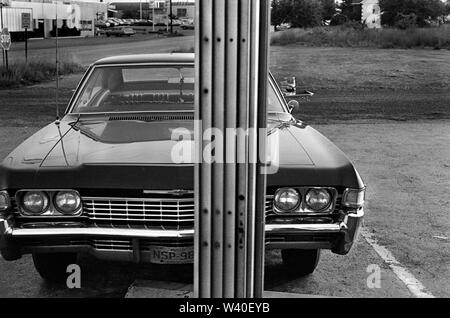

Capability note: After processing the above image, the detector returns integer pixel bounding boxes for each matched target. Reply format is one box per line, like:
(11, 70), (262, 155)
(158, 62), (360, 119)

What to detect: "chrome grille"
(82, 196), (275, 227)
(91, 238), (133, 251)
(83, 197), (195, 226)
(265, 196), (274, 216)
(21, 237), (191, 252)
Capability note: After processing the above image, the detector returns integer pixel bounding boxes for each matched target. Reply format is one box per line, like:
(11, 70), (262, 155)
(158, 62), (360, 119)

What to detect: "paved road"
(9, 34), (195, 66)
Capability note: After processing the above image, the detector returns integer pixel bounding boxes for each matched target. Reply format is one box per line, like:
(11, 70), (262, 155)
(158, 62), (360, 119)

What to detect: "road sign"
(1, 27), (11, 51)
(21, 12), (31, 29)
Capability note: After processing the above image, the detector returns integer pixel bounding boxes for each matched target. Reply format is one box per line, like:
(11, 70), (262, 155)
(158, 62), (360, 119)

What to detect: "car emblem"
(143, 189), (193, 196)
(168, 189), (192, 196)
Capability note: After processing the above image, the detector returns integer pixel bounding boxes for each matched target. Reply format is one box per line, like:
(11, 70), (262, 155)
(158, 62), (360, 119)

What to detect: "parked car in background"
(134, 20), (154, 26)
(95, 27), (106, 37)
(105, 19), (119, 27)
(0, 53), (366, 282)
(181, 19), (195, 30)
(105, 26), (136, 37)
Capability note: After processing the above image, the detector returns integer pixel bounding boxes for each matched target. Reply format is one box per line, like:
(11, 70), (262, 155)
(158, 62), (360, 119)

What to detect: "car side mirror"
(280, 76), (297, 97)
(287, 100), (300, 113)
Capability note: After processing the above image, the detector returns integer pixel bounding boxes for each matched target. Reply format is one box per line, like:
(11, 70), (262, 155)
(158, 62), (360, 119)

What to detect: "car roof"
(93, 53), (195, 66)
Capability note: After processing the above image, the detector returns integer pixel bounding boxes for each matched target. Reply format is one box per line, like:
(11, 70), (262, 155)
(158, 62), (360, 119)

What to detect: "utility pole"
(1, 2), (4, 67)
(152, 0), (155, 32)
(194, 0), (270, 298)
(55, 1), (59, 120)
(169, 0), (173, 34)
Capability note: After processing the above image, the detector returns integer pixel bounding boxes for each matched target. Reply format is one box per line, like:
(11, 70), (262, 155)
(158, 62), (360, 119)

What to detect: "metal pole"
(194, 0), (270, 298)
(55, 1), (59, 120)
(152, 1), (155, 32)
(169, 0), (173, 34)
(140, 0), (142, 20)
(24, 28), (28, 63)
(1, 4), (4, 68)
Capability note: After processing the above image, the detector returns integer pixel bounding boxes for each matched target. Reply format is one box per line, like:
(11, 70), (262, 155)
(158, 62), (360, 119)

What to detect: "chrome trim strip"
(10, 227), (195, 239)
(83, 196), (194, 202)
(265, 242), (332, 250)
(7, 223), (345, 239)
(265, 223), (342, 233)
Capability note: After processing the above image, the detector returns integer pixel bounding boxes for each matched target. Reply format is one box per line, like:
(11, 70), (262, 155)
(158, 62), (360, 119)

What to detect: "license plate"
(148, 246), (194, 264)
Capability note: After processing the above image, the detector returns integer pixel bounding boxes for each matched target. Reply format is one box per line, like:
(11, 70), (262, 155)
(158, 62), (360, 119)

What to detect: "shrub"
(0, 60), (84, 88)
(270, 25), (450, 49)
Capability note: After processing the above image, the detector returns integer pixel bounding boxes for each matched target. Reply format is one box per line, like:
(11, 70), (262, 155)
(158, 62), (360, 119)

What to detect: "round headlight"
(305, 188), (331, 211)
(54, 191), (81, 215)
(22, 191), (49, 215)
(274, 188), (300, 212)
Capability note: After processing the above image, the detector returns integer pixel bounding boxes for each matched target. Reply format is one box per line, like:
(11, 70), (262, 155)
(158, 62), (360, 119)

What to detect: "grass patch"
(0, 60), (84, 89)
(171, 46), (195, 53)
(270, 25), (450, 49)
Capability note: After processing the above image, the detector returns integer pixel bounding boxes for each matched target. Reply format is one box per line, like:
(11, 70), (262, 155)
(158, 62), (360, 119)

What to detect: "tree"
(290, 0), (324, 28)
(271, 0), (292, 30)
(340, 0), (362, 22)
(320, 0), (336, 21)
(379, 0), (446, 27)
(121, 9), (137, 19)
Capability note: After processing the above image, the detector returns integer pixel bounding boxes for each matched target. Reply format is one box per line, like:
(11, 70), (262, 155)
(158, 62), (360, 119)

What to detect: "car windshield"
(71, 65), (285, 113)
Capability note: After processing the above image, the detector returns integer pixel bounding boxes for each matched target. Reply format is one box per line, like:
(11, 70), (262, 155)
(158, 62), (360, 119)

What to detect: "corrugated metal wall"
(0, 7), (33, 32)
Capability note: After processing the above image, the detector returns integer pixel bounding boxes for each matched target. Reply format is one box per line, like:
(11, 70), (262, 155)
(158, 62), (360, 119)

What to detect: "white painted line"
(360, 228), (435, 298)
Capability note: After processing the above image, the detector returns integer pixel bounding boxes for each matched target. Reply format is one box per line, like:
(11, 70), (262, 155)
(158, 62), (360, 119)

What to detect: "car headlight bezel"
(0, 190), (11, 211)
(16, 189), (83, 217)
(305, 188), (333, 212)
(54, 190), (82, 215)
(21, 191), (50, 215)
(342, 188), (366, 209)
(274, 188), (301, 212)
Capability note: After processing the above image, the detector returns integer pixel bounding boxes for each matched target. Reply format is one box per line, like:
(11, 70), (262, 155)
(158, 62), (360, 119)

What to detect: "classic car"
(180, 19), (195, 30)
(0, 54), (365, 282)
(105, 26), (136, 37)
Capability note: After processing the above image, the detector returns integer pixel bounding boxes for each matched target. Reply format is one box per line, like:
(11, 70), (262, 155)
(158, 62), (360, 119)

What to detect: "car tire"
(281, 249), (320, 276)
(32, 252), (78, 283)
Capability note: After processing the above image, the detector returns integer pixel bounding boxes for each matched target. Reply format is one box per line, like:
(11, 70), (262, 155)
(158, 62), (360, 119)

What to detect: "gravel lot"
(0, 40), (449, 297)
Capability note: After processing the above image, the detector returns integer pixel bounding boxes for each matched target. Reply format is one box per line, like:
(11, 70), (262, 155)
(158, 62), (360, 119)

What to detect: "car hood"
(28, 117), (318, 167)
(1, 115), (363, 189)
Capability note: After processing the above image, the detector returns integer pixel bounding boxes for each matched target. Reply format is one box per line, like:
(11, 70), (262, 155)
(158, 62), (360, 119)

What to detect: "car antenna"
(54, 0), (60, 126)
(178, 69), (184, 103)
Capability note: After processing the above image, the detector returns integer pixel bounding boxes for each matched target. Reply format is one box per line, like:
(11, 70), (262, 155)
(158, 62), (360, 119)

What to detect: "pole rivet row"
(203, 88), (209, 94)
(203, 209), (208, 214)
(214, 242), (220, 249)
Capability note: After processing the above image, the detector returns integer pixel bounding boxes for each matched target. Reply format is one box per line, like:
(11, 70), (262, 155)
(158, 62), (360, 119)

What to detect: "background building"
(0, 0), (108, 39)
(353, 0), (381, 28)
(110, 0), (194, 20)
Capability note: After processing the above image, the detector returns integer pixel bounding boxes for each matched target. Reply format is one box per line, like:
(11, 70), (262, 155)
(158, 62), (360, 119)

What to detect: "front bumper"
(0, 209), (363, 261)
